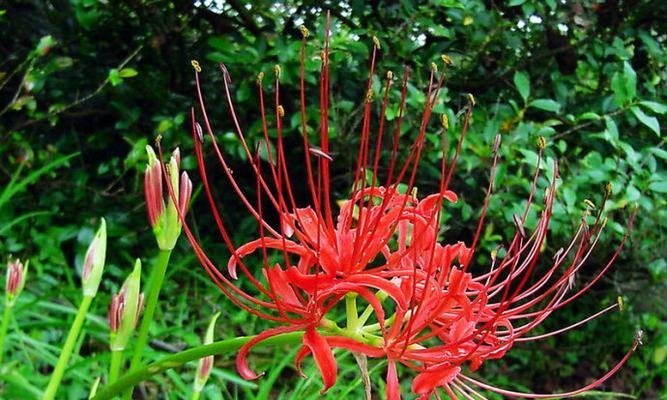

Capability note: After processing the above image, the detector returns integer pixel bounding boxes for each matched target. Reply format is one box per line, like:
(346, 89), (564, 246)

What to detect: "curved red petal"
(237, 325), (306, 380)
(303, 327), (337, 394)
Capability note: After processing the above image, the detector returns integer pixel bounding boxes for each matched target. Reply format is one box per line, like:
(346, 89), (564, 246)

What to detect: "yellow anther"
(299, 25), (310, 38)
(274, 64), (281, 80)
(441, 54), (453, 65)
(537, 136), (546, 150)
(605, 182), (613, 195)
(411, 187), (418, 201)
(372, 36), (381, 49)
(584, 199), (596, 210)
(320, 50), (327, 62)
(441, 114), (449, 128)
(366, 88), (374, 102)
(278, 105), (285, 118)
(467, 93), (476, 107)
(155, 134), (162, 145)
(431, 62), (438, 72)
(256, 71), (264, 85)
(490, 249), (498, 262)
(617, 296), (624, 311)
(602, 217), (608, 228)
(387, 70), (393, 80)
(190, 60), (201, 73)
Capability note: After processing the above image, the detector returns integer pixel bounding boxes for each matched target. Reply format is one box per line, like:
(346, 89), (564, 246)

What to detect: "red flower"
(176, 12), (639, 399)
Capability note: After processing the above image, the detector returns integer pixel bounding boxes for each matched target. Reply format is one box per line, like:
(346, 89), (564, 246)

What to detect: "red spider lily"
(173, 12), (639, 399)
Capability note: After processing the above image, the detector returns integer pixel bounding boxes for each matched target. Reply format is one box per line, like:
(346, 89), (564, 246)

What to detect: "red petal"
(325, 336), (384, 357)
(386, 360), (401, 400)
(303, 327), (337, 394)
(236, 325), (306, 380)
(412, 366), (461, 396)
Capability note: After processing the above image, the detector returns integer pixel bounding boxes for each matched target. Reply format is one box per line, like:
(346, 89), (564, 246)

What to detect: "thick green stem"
(190, 389), (201, 400)
(93, 331), (304, 400)
(44, 295), (94, 400)
(108, 350), (124, 385)
(0, 304), (13, 364)
(123, 249), (171, 398)
(345, 293), (359, 330)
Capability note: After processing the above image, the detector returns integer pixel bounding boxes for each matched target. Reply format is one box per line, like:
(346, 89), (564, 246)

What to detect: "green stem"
(108, 350), (124, 385)
(94, 332), (304, 400)
(44, 295), (94, 400)
(190, 389), (201, 400)
(123, 249), (172, 398)
(345, 293), (358, 330)
(0, 304), (13, 365)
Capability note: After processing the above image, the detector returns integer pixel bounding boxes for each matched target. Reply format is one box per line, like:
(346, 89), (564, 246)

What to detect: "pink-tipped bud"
(82, 218), (107, 297)
(144, 145), (192, 250)
(194, 312), (220, 392)
(109, 259), (142, 351)
(5, 259), (28, 307)
(144, 145), (164, 227)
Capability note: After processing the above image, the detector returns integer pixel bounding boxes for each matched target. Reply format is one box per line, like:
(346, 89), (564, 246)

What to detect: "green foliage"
(1, 0), (665, 398)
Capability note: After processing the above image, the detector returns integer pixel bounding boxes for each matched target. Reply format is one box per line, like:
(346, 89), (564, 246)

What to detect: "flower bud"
(82, 218), (107, 297)
(5, 259), (28, 307)
(144, 145), (192, 250)
(109, 259), (143, 351)
(194, 312), (220, 392)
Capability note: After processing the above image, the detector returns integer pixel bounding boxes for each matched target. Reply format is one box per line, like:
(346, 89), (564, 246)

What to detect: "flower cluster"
(178, 14), (638, 399)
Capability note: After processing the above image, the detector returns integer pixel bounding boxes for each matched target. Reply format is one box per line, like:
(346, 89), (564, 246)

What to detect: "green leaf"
(529, 99), (561, 113)
(118, 68), (138, 78)
(650, 147), (667, 161)
(604, 116), (619, 142)
(639, 100), (667, 114)
(611, 62), (637, 105)
(622, 61), (637, 101)
(108, 68), (122, 86)
(631, 106), (660, 136)
(648, 179), (667, 193)
(513, 71), (530, 102)
(508, 0), (526, 5)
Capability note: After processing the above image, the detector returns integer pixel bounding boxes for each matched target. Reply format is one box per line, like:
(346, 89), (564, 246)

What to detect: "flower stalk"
(45, 219), (106, 400)
(124, 145), (191, 398)
(192, 312), (220, 400)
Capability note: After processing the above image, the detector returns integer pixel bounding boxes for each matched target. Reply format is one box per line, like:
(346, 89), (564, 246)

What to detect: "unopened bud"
(5, 259), (28, 307)
(194, 312), (221, 392)
(605, 182), (613, 195)
(299, 25), (310, 38)
(145, 145), (192, 250)
(82, 219), (107, 297)
(583, 199), (595, 210)
(617, 296), (624, 312)
(441, 54), (453, 65)
(278, 105), (285, 118)
(256, 71), (264, 85)
(274, 64), (281, 80)
(387, 70), (393, 80)
(109, 259), (142, 351)
(431, 62), (438, 72)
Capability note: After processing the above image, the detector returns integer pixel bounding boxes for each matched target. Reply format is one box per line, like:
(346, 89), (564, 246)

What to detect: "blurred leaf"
(118, 68), (138, 78)
(513, 71), (530, 103)
(529, 99), (561, 113)
(639, 100), (667, 114)
(631, 106), (661, 136)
